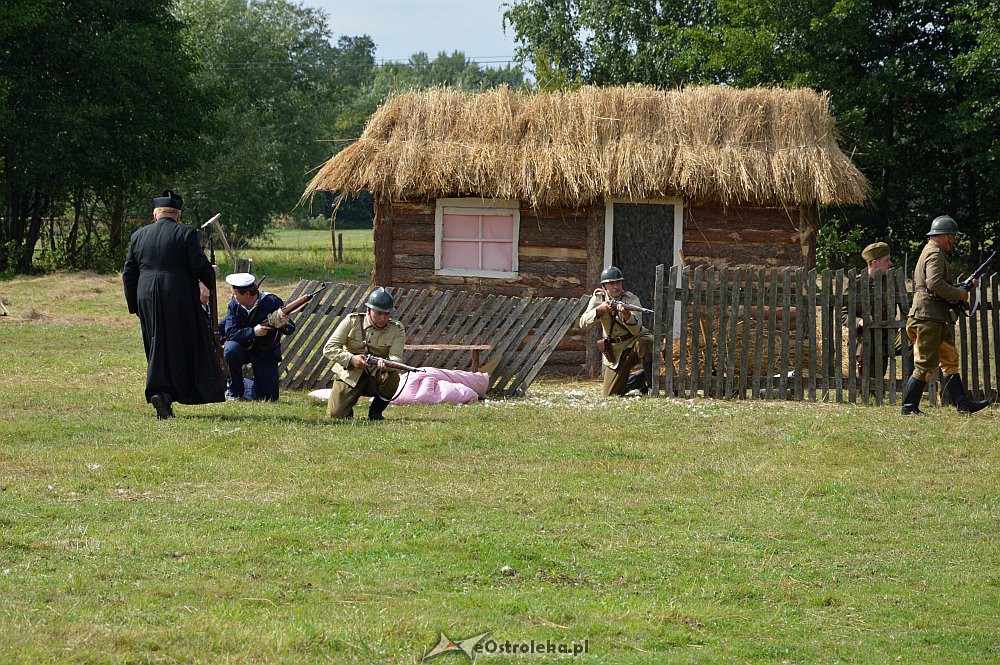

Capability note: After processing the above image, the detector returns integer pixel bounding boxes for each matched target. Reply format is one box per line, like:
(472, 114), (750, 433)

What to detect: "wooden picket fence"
(278, 281), (587, 398)
(650, 266), (1000, 405)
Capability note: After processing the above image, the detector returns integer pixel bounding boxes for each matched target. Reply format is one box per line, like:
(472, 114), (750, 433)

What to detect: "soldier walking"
(902, 215), (989, 415)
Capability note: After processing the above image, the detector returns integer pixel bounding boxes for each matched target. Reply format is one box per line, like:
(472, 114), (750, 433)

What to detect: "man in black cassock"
(122, 189), (225, 419)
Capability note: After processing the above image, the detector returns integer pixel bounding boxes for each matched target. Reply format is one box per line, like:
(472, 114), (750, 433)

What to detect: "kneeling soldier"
(580, 266), (654, 396)
(323, 287), (405, 420)
(221, 272), (295, 401)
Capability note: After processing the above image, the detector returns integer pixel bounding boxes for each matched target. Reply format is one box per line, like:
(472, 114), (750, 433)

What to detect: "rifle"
(365, 354), (425, 373)
(955, 250), (996, 317)
(256, 282), (327, 350)
(207, 238), (230, 379)
(607, 298), (654, 315)
(593, 290), (653, 364)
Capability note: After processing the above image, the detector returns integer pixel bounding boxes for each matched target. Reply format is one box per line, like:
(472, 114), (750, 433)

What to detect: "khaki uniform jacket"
(908, 240), (964, 322)
(579, 289), (650, 369)
(323, 312), (406, 387)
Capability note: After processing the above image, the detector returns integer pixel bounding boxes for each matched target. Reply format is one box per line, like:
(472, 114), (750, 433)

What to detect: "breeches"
(327, 371), (400, 418)
(602, 336), (653, 396)
(906, 318), (958, 381)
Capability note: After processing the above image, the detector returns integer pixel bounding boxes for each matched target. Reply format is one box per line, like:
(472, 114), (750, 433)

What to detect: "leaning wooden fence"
(651, 266), (1000, 405)
(278, 282), (587, 397)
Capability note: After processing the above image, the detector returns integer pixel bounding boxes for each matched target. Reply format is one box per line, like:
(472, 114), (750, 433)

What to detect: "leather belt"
(915, 286), (945, 301)
(607, 334), (633, 344)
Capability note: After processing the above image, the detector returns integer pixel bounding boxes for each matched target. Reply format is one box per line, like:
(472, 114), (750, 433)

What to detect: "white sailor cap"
(225, 273), (256, 288)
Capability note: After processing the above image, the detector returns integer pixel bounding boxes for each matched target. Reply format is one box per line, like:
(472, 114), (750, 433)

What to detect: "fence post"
(337, 232), (344, 263)
(780, 268), (791, 400)
(664, 265), (677, 398)
(977, 276), (991, 401)
(652, 263), (664, 398)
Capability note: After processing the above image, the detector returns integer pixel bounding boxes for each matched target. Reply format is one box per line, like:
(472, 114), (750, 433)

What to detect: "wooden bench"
(404, 344), (492, 371)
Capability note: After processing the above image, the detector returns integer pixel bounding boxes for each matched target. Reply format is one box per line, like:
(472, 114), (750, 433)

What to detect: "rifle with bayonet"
(364, 354), (424, 373)
(955, 250), (996, 317)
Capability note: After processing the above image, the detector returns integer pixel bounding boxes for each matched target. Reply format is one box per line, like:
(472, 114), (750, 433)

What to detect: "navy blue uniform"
(221, 292), (295, 401)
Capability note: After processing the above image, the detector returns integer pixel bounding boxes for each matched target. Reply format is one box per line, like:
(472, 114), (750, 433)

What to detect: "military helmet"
(926, 215), (961, 237)
(600, 266), (624, 283)
(365, 287), (395, 313)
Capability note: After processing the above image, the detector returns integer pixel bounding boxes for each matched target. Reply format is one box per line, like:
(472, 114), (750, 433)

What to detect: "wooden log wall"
(682, 203), (816, 269)
(379, 199), (820, 374)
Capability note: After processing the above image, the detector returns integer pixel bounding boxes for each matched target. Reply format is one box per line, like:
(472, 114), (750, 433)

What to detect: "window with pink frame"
(438, 207), (517, 275)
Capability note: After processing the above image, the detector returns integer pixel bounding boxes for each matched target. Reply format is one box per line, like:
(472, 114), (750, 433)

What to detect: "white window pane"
(482, 215), (514, 240)
(442, 240), (480, 269)
(442, 214), (480, 239)
(482, 242), (513, 271)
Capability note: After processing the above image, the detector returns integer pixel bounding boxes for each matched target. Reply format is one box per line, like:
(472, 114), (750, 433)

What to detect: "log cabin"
(303, 85), (869, 372)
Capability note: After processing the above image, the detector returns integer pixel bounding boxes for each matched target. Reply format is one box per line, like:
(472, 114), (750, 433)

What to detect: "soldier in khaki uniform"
(579, 266), (654, 396)
(841, 242), (905, 381)
(323, 288), (406, 420)
(902, 215), (989, 415)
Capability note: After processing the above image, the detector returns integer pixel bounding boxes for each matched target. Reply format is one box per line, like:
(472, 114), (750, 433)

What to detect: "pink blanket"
(308, 368), (489, 405)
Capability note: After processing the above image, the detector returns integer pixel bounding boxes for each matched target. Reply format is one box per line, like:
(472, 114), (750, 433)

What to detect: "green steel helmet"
(600, 266), (624, 283)
(365, 287), (395, 313)
(927, 215), (961, 237)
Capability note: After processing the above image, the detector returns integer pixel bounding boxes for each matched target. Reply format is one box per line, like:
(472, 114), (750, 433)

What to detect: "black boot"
(368, 395), (390, 421)
(150, 393), (174, 420)
(624, 370), (646, 394)
(945, 374), (989, 414)
(901, 377), (925, 415)
(642, 361), (653, 395)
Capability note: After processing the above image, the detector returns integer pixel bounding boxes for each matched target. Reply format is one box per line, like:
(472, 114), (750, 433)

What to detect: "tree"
(173, 0), (369, 242)
(373, 50), (524, 95)
(0, 0), (205, 273)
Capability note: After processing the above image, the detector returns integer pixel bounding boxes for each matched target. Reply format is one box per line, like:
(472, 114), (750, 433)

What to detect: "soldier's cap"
(225, 273), (256, 288)
(861, 242), (890, 262)
(152, 189), (183, 210)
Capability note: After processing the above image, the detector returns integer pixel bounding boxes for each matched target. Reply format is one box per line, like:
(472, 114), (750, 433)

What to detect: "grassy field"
(242, 229), (373, 285)
(0, 236), (997, 663)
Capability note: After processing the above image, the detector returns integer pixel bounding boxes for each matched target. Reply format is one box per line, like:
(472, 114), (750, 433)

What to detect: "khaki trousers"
(327, 371), (400, 419)
(906, 318), (958, 381)
(602, 336), (653, 396)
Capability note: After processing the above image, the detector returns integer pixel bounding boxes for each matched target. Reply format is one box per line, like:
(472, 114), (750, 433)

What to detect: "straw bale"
(303, 85), (870, 209)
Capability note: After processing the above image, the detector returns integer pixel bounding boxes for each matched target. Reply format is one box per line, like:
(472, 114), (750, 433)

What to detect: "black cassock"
(122, 219), (225, 405)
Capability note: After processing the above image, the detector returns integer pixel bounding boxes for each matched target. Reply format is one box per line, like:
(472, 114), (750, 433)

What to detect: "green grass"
(241, 228), (372, 285)
(0, 268), (997, 663)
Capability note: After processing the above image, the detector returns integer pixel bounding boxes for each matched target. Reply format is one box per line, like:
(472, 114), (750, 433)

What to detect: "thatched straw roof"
(304, 85), (869, 209)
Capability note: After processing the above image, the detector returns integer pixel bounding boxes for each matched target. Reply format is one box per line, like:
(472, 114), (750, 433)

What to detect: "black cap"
(152, 189), (183, 210)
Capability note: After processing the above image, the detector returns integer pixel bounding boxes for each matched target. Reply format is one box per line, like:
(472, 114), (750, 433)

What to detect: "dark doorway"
(611, 203), (677, 313)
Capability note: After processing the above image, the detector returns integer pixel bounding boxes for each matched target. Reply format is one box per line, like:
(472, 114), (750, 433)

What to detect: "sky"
(302, 0), (519, 66)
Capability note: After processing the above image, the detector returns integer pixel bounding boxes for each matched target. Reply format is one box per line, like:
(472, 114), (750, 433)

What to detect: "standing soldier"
(323, 288), (406, 420)
(122, 189), (225, 419)
(902, 215), (989, 415)
(842, 242), (905, 383)
(580, 266), (654, 396)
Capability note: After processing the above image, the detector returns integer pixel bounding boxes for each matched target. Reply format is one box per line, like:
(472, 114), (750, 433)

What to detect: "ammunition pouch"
(596, 338), (616, 364)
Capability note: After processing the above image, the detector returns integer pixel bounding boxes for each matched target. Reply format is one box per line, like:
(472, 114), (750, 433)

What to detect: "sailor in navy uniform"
(220, 272), (295, 401)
